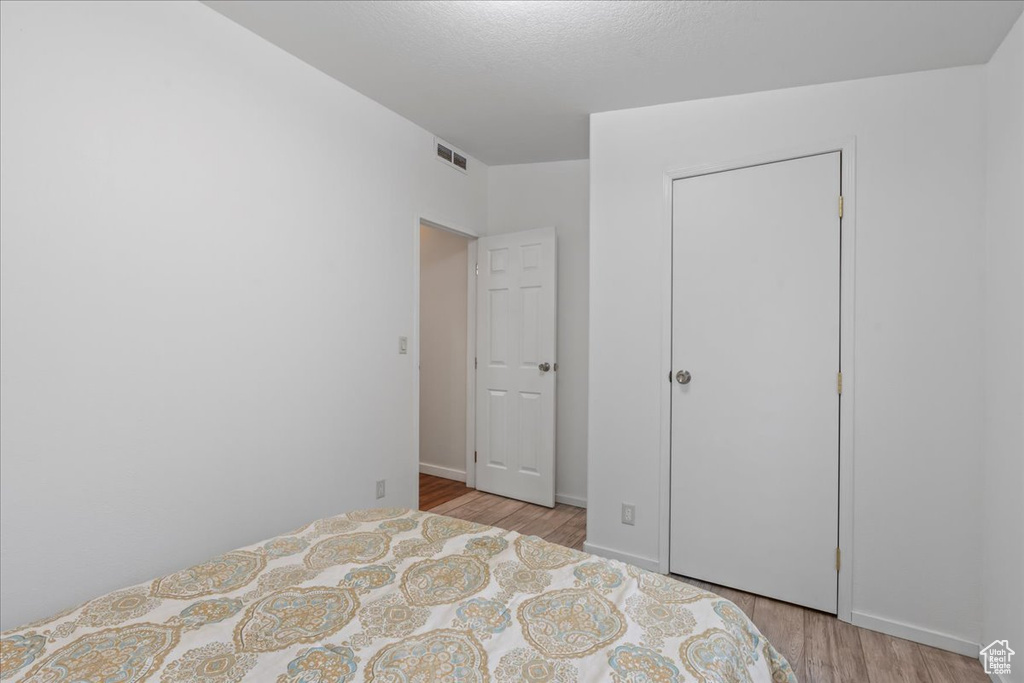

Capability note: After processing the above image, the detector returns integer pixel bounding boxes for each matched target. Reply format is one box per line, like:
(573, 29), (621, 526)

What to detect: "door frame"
(658, 138), (857, 623)
(413, 216), (479, 499)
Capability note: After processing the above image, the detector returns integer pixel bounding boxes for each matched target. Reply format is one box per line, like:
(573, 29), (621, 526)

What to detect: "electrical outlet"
(622, 503), (635, 526)
(398, 337), (408, 354)
(376, 480), (386, 500)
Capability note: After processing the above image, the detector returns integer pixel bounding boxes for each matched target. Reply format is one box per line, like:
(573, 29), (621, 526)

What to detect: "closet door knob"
(539, 362), (551, 373)
(675, 370), (692, 385)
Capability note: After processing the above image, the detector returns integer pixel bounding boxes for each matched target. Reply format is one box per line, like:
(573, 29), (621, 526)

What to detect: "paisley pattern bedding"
(0, 507), (796, 682)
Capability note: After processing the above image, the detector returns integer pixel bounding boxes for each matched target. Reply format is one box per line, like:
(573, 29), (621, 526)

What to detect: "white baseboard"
(583, 541), (660, 572)
(988, 673), (1007, 683)
(555, 493), (587, 508)
(850, 610), (979, 657)
(419, 462), (466, 482)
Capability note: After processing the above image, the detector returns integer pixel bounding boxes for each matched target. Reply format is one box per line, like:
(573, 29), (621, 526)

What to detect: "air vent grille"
(434, 137), (468, 174)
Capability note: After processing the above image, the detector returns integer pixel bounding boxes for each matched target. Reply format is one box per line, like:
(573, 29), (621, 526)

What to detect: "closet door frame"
(656, 138), (857, 623)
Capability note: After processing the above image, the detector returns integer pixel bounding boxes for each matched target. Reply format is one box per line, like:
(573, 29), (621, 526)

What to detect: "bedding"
(1, 507), (796, 682)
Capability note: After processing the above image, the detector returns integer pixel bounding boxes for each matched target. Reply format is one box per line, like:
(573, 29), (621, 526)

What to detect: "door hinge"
(837, 371), (843, 395)
(474, 357), (477, 369)
(835, 547), (841, 572)
(838, 195), (844, 219)
(475, 263), (479, 276)
(474, 451), (478, 463)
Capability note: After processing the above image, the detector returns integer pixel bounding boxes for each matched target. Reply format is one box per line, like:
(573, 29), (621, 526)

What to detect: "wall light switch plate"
(376, 480), (386, 499)
(398, 337), (408, 354)
(622, 503), (635, 526)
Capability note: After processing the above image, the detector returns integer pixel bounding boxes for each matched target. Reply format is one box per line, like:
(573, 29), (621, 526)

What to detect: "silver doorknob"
(675, 370), (692, 385)
(539, 362), (551, 372)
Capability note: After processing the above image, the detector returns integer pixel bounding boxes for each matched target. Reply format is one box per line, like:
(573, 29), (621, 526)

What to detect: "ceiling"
(204, 0), (1023, 165)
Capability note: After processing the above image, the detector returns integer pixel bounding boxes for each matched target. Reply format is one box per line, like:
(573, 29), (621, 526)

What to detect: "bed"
(1, 507), (796, 682)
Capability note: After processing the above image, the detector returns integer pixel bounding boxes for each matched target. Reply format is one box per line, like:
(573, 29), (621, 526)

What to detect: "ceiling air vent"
(435, 137), (468, 174)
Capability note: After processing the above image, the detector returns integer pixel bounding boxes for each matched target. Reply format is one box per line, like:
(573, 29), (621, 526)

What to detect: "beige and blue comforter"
(1, 507), (796, 682)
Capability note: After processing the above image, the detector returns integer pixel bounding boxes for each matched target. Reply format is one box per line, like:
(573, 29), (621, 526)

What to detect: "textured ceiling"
(204, 0), (1024, 165)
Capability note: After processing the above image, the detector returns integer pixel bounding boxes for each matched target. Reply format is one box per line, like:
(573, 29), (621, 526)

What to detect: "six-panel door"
(475, 227), (557, 507)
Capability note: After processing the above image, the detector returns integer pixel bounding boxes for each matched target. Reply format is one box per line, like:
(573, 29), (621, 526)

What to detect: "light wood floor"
(419, 474), (988, 683)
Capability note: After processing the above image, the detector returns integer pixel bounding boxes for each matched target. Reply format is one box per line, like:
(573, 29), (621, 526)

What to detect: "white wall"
(982, 14), (1024, 681)
(419, 225), (469, 480)
(0, 0), (486, 630)
(588, 68), (987, 649)
(487, 160), (590, 507)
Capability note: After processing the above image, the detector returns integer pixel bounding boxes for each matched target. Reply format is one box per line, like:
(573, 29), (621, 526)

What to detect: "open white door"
(670, 152), (841, 613)
(475, 227), (557, 507)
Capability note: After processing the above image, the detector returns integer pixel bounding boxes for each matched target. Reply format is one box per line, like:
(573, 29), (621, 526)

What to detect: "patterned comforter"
(1, 507), (796, 682)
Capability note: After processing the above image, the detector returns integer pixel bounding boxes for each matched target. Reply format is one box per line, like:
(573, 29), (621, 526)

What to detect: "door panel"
(487, 390), (508, 467)
(476, 227), (557, 506)
(670, 153), (841, 613)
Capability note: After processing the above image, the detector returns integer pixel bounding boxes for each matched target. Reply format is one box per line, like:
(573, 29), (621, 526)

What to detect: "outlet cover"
(622, 503), (635, 526)
(376, 480), (386, 499)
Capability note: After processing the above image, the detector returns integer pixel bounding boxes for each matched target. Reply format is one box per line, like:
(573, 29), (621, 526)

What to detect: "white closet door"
(476, 227), (557, 507)
(670, 153), (841, 613)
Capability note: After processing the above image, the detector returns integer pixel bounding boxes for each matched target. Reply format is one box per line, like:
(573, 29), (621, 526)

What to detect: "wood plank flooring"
(419, 474), (989, 683)
(419, 472), (472, 510)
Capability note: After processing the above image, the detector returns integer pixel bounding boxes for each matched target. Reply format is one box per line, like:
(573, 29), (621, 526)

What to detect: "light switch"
(399, 336), (408, 354)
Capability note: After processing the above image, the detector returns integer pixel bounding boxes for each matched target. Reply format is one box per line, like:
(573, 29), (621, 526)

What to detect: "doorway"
(416, 220), (560, 510)
(669, 152), (843, 613)
(418, 222), (475, 487)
